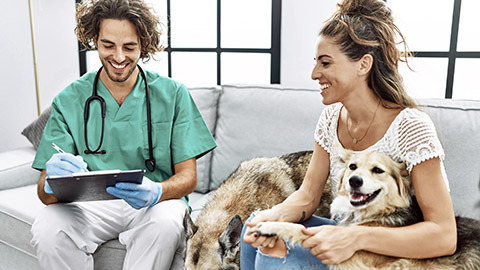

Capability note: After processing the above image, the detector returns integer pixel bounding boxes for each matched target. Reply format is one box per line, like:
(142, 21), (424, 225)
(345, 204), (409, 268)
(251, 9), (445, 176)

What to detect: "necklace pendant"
(353, 138), (358, 144)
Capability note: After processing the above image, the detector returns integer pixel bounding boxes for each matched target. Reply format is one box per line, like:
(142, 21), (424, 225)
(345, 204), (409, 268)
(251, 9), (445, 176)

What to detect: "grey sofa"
(1, 84), (479, 270)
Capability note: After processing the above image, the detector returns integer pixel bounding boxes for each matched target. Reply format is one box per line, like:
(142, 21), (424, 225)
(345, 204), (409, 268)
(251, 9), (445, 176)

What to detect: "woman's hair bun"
(337, 0), (391, 19)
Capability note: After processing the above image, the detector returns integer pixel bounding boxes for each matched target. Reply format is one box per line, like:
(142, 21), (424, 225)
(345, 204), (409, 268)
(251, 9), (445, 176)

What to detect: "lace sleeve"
(394, 109), (445, 172)
(315, 104), (341, 154)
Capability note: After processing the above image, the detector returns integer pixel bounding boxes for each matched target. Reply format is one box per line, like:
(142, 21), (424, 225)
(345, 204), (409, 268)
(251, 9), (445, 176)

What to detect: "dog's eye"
(349, 163), (357, 170)
(372, 167), (384, 174)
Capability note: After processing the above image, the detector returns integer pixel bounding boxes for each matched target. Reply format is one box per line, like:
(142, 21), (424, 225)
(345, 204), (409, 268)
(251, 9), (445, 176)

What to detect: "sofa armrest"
(0, 147), (40, 191)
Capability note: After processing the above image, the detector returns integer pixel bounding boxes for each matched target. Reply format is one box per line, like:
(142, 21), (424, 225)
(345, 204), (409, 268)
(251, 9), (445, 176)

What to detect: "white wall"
(0, 0), (78, 152)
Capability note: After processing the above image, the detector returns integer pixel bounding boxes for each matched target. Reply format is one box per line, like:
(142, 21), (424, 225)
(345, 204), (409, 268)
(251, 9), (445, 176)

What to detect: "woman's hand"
(243, 208), (281, 249)
(302, 225), (359, 265)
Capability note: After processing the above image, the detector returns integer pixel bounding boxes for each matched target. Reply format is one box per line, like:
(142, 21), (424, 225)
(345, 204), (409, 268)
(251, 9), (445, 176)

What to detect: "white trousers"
(30, 199), (187, 270)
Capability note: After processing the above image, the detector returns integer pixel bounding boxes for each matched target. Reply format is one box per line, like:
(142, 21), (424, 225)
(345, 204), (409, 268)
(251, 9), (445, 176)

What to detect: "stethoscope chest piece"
(145, 159), (156, 172)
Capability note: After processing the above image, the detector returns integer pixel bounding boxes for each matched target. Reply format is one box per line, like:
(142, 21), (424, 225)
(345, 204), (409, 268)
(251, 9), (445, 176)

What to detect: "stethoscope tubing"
(84, 65), (156, 172)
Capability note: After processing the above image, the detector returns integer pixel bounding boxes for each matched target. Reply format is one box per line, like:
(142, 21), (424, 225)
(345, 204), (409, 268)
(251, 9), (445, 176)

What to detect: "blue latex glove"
(44, 153), (88, 194)
(106, 177), (162, 209)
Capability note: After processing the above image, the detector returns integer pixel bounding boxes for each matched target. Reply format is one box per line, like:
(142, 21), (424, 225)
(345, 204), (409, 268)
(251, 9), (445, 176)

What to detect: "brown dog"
(247, 150), (480, 270)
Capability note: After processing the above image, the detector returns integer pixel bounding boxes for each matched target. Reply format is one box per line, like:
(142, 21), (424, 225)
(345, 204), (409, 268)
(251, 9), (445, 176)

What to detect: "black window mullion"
(217, 0), (221, 85)
(270, 0), (281, 84)
(445, 0), (462, 99)
(76, 0), (87, 76)
(166, 0), (172, 78)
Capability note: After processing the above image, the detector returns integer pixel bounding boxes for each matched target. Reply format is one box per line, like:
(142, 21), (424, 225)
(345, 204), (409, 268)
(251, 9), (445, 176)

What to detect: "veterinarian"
(241, 0), (457, 269)
(30, 0), (216, 269)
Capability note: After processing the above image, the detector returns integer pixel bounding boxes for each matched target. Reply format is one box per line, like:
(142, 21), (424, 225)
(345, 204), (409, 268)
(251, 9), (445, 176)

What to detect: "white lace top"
(315, 103), (449, 195)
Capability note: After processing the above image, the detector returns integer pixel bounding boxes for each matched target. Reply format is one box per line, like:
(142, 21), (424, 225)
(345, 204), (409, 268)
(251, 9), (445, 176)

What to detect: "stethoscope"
(84, 65), (156, 172)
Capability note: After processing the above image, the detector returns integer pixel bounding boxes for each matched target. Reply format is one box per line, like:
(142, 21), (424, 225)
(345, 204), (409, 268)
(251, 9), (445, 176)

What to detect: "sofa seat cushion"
(0, 184), (43, 256)
(0, 183), (209, 269)
(0, 184), (127, 269)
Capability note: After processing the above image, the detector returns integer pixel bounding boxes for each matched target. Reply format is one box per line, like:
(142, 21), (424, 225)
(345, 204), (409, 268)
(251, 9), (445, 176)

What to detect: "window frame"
(400, 0), (480, 98)
(77, 0), (282, 85)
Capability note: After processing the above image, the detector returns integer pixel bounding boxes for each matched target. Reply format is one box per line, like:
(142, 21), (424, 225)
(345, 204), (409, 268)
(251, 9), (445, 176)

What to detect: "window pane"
(145, 0), (168, 49)
(171, 52), (217, 87)
(389, 0), (453, 51)
(221, 0), (271, 48)
(140, 51), (169, 77)
(170, 0), (217, 48)
(86, 50), (101, 72)
(457, 0), (480, 51)
(399, 57), (448, 99)
(221, 53), (270, 84)
(453, 59), (480, 100)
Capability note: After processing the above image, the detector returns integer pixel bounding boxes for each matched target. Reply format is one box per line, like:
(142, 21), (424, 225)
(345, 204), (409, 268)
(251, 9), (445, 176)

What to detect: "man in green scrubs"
(30, 1), (216, 269)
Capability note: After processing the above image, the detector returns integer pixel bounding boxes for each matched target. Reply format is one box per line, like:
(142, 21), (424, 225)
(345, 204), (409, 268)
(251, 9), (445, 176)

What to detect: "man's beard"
(101, 59), (139, 83)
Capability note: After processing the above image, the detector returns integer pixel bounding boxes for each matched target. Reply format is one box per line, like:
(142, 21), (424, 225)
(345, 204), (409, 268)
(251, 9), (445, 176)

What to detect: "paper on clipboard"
(47, 169), (144, 202)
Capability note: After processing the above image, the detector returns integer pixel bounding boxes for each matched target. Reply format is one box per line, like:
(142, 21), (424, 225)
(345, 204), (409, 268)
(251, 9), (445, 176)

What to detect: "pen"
(51, 143), (89, 172)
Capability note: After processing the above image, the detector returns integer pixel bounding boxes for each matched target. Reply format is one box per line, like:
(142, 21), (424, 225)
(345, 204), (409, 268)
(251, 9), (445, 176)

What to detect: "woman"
(240, 0), (457, 269)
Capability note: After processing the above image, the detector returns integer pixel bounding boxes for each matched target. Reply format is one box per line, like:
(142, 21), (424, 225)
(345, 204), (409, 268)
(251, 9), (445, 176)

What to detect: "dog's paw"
(246, 222), (308, 245)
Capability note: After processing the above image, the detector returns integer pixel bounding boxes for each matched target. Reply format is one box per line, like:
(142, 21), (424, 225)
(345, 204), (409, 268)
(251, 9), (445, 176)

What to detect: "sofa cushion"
(189, 87), (221, 193)
(210, 84), (325, 190)
(419, 98), (480, 220)
(0, 185), (46, 256)
(0, 184), (127, 269)
(21, 107), (52, 150)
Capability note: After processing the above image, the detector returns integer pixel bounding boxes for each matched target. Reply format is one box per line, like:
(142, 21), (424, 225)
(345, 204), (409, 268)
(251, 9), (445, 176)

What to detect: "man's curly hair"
(75, 0), (165, 62)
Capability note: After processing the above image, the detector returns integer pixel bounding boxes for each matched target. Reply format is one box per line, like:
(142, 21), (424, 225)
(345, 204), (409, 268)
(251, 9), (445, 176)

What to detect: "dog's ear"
(393, 162), (410, 198)
(219, 215), (243, 262)
(183, 209), (198, 239)
(333, 145), (353, 194)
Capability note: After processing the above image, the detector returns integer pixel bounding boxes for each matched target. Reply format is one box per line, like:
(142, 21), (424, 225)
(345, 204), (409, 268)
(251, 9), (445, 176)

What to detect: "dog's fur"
(247, 150), (480, 270)
(183, 151), (332, 270)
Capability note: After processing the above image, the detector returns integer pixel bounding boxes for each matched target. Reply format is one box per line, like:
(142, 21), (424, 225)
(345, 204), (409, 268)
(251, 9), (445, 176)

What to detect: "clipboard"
(47, 169), (144, 202)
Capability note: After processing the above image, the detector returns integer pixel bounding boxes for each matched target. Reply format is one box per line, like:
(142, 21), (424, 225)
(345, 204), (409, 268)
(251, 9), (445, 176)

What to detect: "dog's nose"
(349, 175), (363, 188)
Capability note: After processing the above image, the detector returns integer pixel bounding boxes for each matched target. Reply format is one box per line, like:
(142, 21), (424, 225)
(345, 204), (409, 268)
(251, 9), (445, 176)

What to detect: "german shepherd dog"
(183, 151), (332, 270)
(247, 150), (480, 270)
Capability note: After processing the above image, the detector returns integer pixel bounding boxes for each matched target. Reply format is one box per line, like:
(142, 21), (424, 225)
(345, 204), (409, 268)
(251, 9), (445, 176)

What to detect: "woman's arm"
(302, 157), (457, 264)
(273, 143), (331, 222)
(243, 142), (330, 249)
(248, 142), (331, 225)
(359, 157), (457, 257)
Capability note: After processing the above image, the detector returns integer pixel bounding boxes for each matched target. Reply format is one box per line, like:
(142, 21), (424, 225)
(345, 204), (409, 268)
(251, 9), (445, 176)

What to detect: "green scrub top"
(33, 68), (216, 187)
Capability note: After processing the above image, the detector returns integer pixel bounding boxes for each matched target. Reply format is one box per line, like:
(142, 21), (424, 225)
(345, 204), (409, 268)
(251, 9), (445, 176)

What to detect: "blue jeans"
(240, 214), (336, 270)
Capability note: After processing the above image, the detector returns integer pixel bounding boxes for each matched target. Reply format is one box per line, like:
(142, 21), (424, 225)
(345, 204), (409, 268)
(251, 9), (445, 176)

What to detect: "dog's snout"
(349, 175), (363, 188)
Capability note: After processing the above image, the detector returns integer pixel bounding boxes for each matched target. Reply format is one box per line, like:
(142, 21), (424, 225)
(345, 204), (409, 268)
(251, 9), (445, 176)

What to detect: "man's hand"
(106, 177), (162, 209)
(45, 153), (88, 194)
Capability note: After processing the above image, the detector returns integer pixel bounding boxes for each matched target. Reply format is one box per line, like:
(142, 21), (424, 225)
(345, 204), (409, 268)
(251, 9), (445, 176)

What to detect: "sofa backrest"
(193, 85), (480, 220)
(188, 87), (222, 193)
(419, 99), (480, 219)
(209, 84), (325, 190)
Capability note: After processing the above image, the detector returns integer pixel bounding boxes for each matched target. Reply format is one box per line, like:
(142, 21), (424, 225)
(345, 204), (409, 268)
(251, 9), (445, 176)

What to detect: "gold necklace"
(346, 101), (380, 144)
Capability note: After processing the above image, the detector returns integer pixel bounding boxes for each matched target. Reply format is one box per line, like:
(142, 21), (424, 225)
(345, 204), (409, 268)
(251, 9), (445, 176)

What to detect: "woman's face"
(311, 35), (364, 105)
